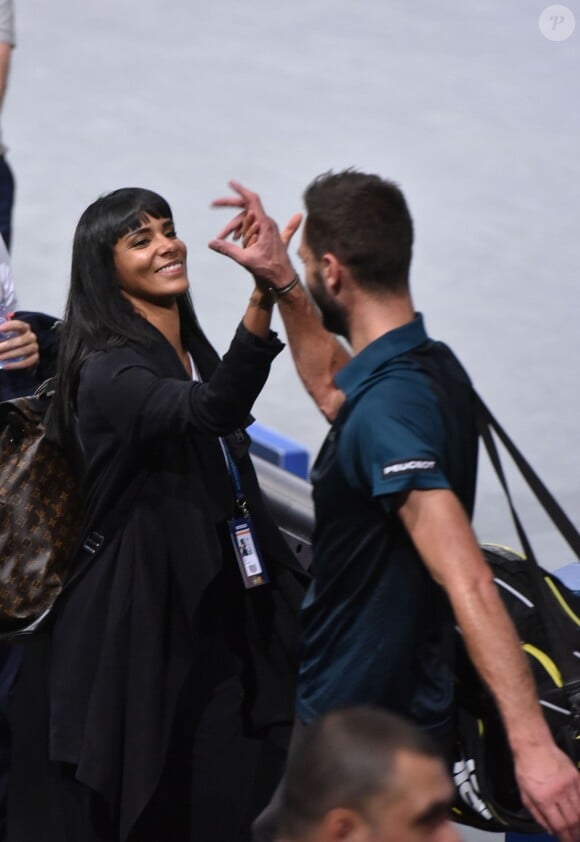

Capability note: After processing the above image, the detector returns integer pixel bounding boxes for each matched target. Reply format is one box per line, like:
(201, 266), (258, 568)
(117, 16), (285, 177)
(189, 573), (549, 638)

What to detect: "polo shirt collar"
(335, 313), (429, 397)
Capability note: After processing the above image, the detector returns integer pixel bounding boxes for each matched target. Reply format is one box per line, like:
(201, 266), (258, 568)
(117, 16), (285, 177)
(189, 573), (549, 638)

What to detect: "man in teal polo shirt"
(298, 311), (476, 749)
(210, 171), (580, 842)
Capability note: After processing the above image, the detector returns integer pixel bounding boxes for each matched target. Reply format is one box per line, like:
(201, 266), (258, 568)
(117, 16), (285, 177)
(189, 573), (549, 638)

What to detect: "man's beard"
(309, 271), (349, 339)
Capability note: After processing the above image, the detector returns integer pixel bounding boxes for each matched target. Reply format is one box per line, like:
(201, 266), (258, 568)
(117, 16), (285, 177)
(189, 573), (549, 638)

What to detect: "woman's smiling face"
(113, 214), (189, 307)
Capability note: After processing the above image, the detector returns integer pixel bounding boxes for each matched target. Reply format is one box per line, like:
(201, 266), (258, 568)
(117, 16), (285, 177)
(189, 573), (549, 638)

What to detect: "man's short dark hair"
(277, 706), (442, 840)
(303, 169), (414, 294)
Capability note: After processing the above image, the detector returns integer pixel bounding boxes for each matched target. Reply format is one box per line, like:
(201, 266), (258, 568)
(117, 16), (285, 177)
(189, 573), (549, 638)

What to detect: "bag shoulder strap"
(59, 470), (148, 598)
(473, 390), (580, 688)
(473, 392), (580, 555)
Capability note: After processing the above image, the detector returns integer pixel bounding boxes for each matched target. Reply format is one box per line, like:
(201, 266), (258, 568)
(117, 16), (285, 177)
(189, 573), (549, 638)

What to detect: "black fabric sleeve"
(80, 323), (284, 443)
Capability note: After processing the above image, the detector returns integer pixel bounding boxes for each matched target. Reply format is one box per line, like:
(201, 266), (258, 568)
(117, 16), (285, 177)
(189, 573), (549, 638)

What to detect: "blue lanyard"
(222, 440), (249, 516)
(189, 352), (249, 516)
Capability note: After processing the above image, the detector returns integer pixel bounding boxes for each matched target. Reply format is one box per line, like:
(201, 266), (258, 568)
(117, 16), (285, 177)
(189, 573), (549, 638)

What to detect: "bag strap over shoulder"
(474, 393), (580, 556)
(473, 390), (580, 690)
(60, 471), (148, 596)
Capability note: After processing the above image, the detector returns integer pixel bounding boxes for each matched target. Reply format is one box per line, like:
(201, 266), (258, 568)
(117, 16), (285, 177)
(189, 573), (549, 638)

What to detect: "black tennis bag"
(452, 394), (580, 834)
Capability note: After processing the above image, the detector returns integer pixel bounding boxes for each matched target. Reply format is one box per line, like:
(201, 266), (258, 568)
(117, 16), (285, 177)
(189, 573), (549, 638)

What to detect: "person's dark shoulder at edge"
(0, 311), (60, 401)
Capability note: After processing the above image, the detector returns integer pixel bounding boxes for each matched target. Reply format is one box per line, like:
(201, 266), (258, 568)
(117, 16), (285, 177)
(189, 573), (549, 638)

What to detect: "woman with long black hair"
(50, 188), (306, 842)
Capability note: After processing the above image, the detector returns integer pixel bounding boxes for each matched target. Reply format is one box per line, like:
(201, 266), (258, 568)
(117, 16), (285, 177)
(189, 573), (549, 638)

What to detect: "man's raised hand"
(209, 181), (302, 289)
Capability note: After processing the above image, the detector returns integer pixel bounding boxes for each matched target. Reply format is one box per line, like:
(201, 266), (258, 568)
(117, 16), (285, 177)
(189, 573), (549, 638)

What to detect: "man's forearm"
(451, 569), (553, 753)
(276, 279), (349, 422)
(398, 489), (550, 748)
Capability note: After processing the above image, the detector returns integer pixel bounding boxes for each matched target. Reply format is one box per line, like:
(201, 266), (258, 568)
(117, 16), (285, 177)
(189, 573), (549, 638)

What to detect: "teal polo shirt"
(297, 315), (478, 733)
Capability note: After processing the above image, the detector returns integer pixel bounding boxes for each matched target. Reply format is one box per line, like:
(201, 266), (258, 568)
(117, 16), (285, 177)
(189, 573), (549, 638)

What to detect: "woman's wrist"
(248, 288), (276, 312)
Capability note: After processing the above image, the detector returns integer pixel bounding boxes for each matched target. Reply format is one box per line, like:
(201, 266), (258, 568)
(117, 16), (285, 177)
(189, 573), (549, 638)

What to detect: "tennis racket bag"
(452, 394), (580, 833)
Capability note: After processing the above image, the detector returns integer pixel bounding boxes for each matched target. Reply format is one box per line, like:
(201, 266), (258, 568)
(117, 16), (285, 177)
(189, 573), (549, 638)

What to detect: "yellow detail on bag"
(522, 643), (563, 687)
(544, 576), (580, 626)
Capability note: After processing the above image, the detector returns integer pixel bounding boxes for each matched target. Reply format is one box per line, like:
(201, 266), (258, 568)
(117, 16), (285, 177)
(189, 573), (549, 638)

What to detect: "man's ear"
(321, 253), (342, 293)
(320, 807), (368, 841)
